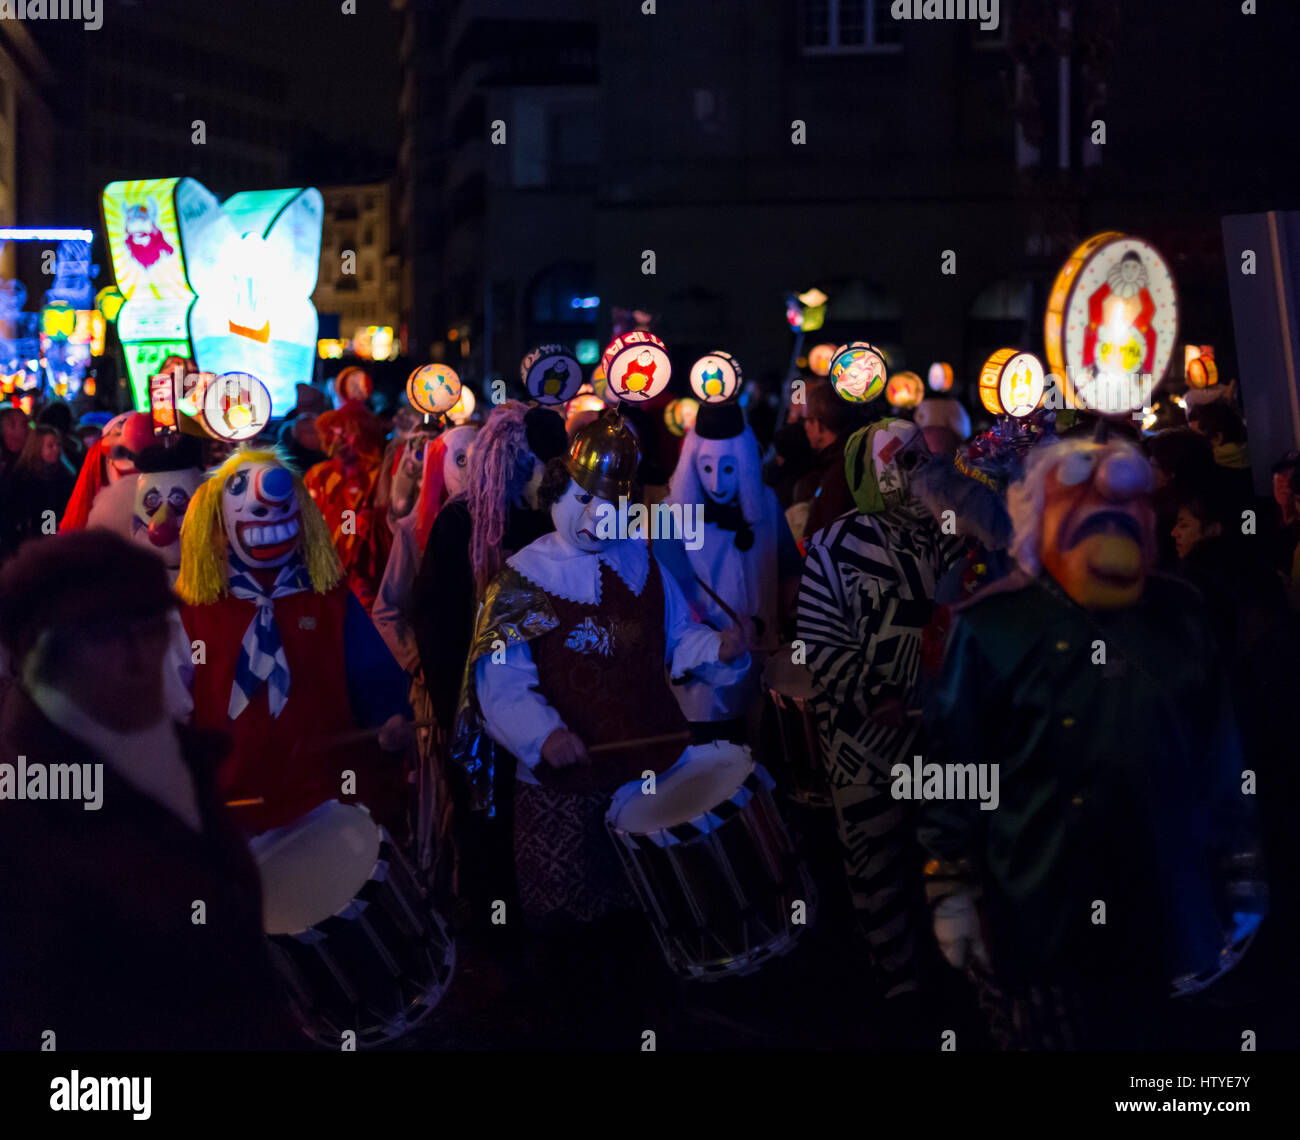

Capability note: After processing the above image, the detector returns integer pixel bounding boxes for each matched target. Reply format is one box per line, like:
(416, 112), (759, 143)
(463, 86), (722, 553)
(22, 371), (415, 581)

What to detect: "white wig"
(1007, 436), (1149, 576)
(666, 422), (767, 524)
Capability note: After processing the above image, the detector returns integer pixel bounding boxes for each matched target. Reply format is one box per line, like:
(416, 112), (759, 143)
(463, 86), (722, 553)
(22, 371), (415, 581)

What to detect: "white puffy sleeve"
(475, 642), (564, 779)
(660, 558), (750, 684)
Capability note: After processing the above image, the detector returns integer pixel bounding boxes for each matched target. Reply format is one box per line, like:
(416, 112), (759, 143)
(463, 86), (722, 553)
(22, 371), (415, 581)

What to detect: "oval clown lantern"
(689, 351), (742, 404)
(521, 345), (583, 405)
(928, 361), (954, 392)
(407, 363), (462, 416)
(979, 349), (1045, 418)
(1186, 353), (1218, 389)
(198, 372), (273, 441)
(829, 341), (888, 404)
(886, 370), (925, 410)
(663, 396), (701, 438)
(335, 365), (373, 403)
(1045, 231), (1178, 414)
(599, 331), (672, 403)
(808, 343), (837, 378)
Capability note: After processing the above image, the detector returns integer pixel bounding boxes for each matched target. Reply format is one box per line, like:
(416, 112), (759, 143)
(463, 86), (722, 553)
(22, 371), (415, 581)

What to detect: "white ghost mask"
(693, 437), (741, 505)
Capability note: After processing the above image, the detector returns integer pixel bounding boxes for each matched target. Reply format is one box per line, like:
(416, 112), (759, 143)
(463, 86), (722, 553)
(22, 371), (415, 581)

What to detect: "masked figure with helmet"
(920, 433), (1265, 1049)
(466, 410), (751, 928)
(796, 417), (965, 1004)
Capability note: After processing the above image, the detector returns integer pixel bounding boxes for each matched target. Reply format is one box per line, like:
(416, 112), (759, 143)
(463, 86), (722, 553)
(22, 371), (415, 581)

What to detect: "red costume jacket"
(182, 580), (410, 834)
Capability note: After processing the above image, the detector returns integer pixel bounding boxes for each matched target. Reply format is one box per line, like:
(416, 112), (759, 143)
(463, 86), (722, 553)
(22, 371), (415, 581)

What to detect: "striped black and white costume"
(797, 501), (963, 997)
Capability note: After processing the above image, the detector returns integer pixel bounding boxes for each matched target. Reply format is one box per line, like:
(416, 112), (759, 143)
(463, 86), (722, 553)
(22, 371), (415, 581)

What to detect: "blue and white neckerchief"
(226, 556), (312, 720)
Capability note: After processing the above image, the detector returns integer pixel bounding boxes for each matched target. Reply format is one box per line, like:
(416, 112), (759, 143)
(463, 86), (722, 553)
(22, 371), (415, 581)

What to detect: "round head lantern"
(829, 342), (888, 404)
(689, 351), (742, 404)
(599, 333), (671, 403)
(407, 363), (462, 417)
(522, 346), (583, 405)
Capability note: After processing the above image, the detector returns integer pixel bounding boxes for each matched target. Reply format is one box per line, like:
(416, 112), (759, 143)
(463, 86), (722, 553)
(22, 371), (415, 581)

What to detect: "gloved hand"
(932, 891), (989, 970)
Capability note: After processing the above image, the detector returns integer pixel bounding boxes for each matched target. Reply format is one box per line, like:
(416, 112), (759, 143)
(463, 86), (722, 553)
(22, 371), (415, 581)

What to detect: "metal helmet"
(566, 408), (640, 500)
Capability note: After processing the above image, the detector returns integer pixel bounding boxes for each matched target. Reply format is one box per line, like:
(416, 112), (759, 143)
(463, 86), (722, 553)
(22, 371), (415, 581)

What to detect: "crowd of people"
(1, 358), (1297, 1052)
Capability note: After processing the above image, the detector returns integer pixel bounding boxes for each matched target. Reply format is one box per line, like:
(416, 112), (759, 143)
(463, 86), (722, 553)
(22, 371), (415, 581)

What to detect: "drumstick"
(291, 719), (437, 759)
(586, 731), (692, 756)
(225, 797), (265, 807)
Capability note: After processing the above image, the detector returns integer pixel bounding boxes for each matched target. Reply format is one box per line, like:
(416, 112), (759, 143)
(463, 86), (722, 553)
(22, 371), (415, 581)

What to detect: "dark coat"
(0, 688), (298, 1049)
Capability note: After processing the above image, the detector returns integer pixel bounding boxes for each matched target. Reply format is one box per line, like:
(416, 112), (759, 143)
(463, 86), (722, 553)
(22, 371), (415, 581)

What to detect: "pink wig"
(468, 401), (535, 596)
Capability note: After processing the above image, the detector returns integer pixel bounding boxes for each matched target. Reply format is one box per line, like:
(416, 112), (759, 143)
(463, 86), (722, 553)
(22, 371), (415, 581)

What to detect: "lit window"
(801, 0), (901, 55)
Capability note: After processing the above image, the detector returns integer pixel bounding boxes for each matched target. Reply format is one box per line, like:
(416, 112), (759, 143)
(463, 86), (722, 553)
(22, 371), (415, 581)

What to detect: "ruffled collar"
(507, 532), (650, 605)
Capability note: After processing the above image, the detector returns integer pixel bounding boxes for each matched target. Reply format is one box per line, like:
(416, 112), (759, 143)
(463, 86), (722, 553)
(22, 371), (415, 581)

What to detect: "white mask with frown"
(551, 479), (615, 554)
(693, 437), (740, 505)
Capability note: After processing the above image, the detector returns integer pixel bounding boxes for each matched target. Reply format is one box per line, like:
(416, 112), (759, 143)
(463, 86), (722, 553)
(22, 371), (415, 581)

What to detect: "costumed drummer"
(177, 447), (411, 836)
(659, 400), (802, 737)
(797, 417), (964, 1002)
(468, 410), (751, 925)
(921, 435), (1265, 1048)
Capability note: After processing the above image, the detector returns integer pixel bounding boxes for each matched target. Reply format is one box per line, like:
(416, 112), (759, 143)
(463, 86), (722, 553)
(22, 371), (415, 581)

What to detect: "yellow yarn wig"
(176, 446), (342, 605)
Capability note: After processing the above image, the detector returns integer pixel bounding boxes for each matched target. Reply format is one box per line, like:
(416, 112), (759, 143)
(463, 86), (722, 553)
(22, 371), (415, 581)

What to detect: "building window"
(800, 0), (901, 55)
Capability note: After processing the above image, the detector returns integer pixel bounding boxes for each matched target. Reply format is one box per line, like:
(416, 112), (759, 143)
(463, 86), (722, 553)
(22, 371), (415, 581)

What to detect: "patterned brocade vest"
(529, 557), (688, 793)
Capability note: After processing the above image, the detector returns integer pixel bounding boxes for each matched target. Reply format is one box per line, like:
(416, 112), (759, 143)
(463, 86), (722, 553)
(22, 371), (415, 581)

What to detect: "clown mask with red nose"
(1037, 440), (1155, 609)
(222, 460), (303, 567)
(132, 467), (204, 572)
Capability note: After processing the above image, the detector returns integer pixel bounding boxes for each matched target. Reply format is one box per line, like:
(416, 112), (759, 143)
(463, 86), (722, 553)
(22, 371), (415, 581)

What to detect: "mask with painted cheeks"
(1039, 442), (1155, 609)
(132, 468), (204, 571)
(694, 438), (740, 505)
(221, 460), (302, 567)
(552, 478), (616, 554)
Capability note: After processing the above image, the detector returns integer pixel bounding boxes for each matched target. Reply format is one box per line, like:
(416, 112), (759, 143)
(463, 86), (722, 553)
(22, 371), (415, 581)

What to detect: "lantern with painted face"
(197, 372), (273, 442)
(222, 459), (303, 567)
(979, 349), (1045, 418)
(599, 332), (671, 403)
(1025, 439), (1156, 610)
(829, 341), (888, 404)
(522, 345), (583, 405)
(928, 362), (954, 392)
(663, 397), (700, 438)
(886, 370), (925, 410)
(689, 351), (742, 404)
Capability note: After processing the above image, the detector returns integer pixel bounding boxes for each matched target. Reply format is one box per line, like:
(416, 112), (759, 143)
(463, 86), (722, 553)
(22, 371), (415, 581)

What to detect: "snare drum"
(606, 742), (815, 981)
(762, 647), (831, 808)
(250, 800), (455, 1048)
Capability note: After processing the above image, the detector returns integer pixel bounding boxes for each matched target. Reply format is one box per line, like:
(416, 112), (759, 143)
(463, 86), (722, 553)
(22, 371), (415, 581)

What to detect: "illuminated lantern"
(808, 343), (837, 378)
(95, 286), (126, 322)
(521, 344), (583, 405)
(886, 370), (925, 410)
(1045, 231), (1178, 414)
(979, 348), (1046, 418)
(448, 386), (477, 425)
(149, 370), (179, 432)
(599, 331), (671, 403)
(198, 371), (273, 441)
(335, 365), (373, 403)
(689, 351), (742, 404)
(42, 301), (76, 341)
(1186, 353), (1218, 389)
(664, 396), (701, 437)
(928, 361), (954, 392)
(407, 363), (461, 416)
(829, 341), (887, 404)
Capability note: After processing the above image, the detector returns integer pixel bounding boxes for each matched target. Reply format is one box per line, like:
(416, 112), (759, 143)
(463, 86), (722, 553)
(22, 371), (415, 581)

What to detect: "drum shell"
(762, 650), (831, 809)
(607, 752), (815, 981)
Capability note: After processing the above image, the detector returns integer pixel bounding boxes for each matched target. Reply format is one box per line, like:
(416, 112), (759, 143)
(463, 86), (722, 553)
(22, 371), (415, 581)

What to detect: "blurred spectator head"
(1188, 400), (1246, 447)
(804, 379), (854, 450)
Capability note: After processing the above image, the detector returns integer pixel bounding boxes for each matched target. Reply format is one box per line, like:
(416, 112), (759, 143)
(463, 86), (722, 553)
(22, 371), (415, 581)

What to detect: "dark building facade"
(394, 0), (1300, 405)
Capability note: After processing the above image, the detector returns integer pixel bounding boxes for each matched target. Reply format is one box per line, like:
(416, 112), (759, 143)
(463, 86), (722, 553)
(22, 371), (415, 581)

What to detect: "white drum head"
(612, 743), (753, 834)
(251, 800), (382, 936)
(763, 647), (818, 702)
